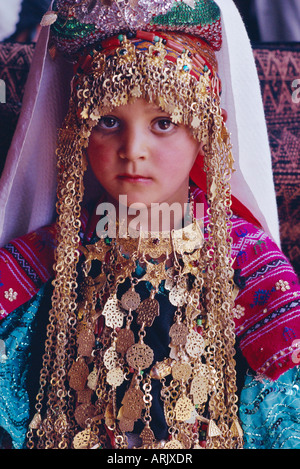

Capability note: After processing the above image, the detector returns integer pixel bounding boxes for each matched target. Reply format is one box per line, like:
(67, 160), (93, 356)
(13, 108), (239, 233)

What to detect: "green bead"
(118, 34), (124, 42)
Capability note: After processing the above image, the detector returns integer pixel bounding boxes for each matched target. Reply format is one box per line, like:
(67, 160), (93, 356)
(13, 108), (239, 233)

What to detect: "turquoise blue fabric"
(240, 366), (300, 449)
(0, 284), (47, 449)
(1, 279), (300, 449)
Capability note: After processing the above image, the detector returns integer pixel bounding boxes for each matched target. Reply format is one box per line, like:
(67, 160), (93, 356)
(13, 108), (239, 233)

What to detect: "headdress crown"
(42, 0), (222, 58)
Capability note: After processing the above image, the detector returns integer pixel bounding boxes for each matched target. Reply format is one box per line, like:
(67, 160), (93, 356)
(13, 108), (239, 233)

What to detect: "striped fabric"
(0, 225), (57, 321)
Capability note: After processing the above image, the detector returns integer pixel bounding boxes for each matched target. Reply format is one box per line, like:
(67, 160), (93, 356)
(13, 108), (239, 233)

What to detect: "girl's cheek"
(88, 142), (108, 166)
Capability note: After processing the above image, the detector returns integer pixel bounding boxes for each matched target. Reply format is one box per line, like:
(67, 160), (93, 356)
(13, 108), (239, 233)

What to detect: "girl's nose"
(118, 126), (149, 161)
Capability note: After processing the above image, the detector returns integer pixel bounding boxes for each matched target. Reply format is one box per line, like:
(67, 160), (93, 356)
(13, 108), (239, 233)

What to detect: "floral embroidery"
(236, 250), (248, 267)
(253, 240), (267, 255)
(252, 289), (271, 307)
(234, 227), (248, 238)
(283, 327), (296, 342)
(4, 288), (18, 302)
(232, 304), (245, 319)
(275, 280), (291, 292)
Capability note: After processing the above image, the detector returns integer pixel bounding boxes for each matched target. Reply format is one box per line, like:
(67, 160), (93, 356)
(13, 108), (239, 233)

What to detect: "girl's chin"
(107, 193), (155, 209)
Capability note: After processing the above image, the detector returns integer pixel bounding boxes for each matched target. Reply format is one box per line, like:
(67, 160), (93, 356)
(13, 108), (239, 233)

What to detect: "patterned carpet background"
(253, 44), (300, 278)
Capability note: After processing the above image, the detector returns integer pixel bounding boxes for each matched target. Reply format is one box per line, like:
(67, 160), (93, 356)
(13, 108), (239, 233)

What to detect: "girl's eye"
(97, 116), (119, 130)
(153, 118), (176, 132)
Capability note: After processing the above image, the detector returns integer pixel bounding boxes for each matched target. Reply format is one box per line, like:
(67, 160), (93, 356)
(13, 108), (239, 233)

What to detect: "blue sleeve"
(0, 283), (48, 449)
(239, 366), (300, 449)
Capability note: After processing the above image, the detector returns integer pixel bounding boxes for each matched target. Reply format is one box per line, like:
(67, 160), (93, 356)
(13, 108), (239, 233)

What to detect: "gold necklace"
(66, 219), (243, 449)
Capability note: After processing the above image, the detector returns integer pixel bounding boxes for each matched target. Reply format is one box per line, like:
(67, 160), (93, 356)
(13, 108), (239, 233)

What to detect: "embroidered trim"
(4, 245), (44, 289)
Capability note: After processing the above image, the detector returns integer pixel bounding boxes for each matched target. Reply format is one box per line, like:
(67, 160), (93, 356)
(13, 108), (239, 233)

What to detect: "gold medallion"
(121, 289), (141, 311)
(74, 403), (96, 428)
(171, 361), (192, 381)
(139, 232), (172, 258)
(103, 346), (119, 370)
(136, 297), (160, 327)
(106, 367), (124, 387)
(126, 343), (154, 370)
(169, 285), (187, 307)
(207, 419), (222, 438)
(119, 417), (135, 432)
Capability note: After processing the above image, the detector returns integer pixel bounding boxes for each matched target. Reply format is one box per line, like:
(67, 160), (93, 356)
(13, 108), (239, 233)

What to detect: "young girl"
(0, 0), (299, 450)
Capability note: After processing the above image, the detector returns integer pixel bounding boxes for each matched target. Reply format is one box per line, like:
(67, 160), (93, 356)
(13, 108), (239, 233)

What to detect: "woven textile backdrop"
(253, 44), (300, 279)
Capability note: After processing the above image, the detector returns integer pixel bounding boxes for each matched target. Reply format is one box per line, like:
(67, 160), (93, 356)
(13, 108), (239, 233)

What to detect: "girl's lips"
(117, 174), (152, 183)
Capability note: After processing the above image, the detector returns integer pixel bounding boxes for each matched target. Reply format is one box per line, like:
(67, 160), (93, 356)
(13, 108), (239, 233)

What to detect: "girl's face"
(87, 98), (201, 210)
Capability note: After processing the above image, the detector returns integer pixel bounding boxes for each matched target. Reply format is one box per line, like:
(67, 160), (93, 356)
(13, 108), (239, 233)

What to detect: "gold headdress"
(27, 0), (242, 450)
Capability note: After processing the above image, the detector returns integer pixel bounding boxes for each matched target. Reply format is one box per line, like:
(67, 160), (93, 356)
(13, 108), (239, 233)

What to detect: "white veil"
(216, 0), (280, 246)
(0, 0), (280, 247)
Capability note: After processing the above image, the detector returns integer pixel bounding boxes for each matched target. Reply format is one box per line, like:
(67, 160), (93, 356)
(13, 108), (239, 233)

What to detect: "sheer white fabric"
(216, 0), (280, 246)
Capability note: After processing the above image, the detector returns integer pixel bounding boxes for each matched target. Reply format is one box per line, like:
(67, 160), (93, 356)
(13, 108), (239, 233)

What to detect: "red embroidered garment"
(0, 225), (57, 321)
(0, 209), (89, 321)
(230, 215), (300, 380)
(193, 187), (300, 380)
(0, 189), (299, 381)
